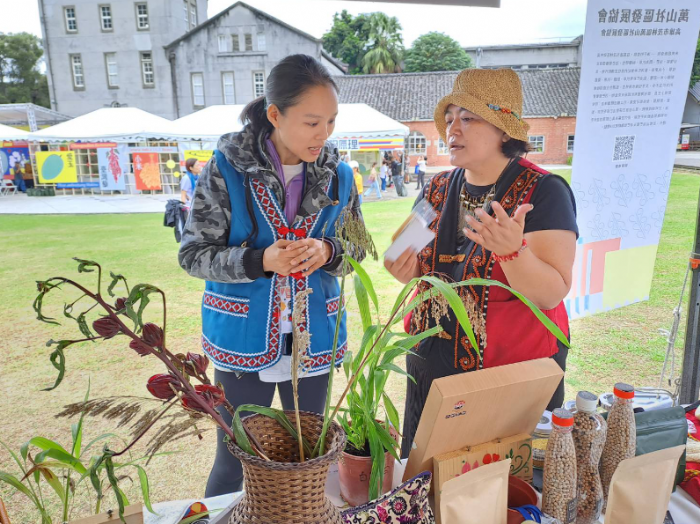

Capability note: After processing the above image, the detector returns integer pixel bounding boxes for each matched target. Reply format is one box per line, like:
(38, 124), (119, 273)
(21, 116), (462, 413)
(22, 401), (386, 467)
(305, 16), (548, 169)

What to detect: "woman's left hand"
(464, 202), (533, 257)
(286, 238), (333, 276)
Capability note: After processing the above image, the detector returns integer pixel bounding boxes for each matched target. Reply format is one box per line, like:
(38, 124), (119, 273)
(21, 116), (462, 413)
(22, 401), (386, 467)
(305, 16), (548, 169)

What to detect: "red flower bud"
(142, 323), (163, 348)
(181, 384), (225, 412)
(115, 297), (127, 311)
(129, 338), (151, 357)
(185, 352), (209, 375)
(146, 374), (177, 400)
(92, 317), (121, 339)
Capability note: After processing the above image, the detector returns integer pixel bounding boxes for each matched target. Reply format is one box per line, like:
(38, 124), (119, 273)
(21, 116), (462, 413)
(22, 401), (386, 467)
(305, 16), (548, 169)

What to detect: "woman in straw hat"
(384, 68), (578, 457)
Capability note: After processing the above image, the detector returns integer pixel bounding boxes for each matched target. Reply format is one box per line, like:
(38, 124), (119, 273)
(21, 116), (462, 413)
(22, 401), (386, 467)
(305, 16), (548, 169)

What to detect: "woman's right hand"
(263, 239), (309, 276)
(384, 248), (420, 284)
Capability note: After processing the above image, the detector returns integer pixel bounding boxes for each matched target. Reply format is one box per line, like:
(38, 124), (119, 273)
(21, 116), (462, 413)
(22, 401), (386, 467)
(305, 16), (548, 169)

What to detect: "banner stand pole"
(680, 186), (700, 404)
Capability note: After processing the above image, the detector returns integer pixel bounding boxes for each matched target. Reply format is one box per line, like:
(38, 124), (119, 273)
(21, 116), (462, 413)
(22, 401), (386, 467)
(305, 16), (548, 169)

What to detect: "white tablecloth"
(144, 461), (700, 523)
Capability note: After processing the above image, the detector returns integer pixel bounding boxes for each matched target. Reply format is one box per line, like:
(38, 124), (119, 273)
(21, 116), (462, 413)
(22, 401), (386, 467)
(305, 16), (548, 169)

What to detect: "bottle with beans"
(542, 408), (578, 524)
(599, 383), (636, 510)
(572, 391), (606, 524)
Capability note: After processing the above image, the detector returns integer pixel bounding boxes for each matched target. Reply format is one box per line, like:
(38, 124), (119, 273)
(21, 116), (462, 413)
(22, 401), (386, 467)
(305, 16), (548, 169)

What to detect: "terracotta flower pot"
(226, 410), (346, 524)
(338, 424), (399, 507)
(506, 475), (539, 524)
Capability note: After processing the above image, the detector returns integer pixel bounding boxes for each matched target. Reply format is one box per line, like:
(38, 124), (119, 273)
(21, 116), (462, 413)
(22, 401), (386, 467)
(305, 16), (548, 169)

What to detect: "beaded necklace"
(458, 158), (515, 236)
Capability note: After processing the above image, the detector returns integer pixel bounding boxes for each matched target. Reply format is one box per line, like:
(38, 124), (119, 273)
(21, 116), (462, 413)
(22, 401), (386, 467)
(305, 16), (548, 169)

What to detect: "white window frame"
(70, 54), (84, 89)
(257, 33), (266, 52)
(253, 71), (265, 98)
(135, 2), (149, 30)
(64, 6), (78, 33)
(104, 52), (118, 88)
(140, 51), (154, 87)
(528, 135), (545, 154)
(218, 35), (228, 53)
(222, 72), (235, 105)
(567, 135), (575, 154)
(408, 131), (427, 155)
(99, 5), (113, 31)
(244, 33), (253, 51)
(183, 0), (189, 30)
(189, 3), (197, 28)
(191, 73), (205, 107)
(437, 138), (449, 155)
(231, 34), (240, 52)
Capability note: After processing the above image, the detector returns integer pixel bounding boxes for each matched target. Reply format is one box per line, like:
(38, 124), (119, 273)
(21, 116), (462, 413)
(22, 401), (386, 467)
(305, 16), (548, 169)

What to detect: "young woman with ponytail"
(178, 54), (364, 496)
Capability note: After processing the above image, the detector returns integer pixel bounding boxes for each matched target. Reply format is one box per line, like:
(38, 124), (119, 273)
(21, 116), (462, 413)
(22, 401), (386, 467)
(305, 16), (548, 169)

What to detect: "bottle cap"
(613, 383), (635, 399)
(551, 408), (574, 427)
(576, 391), (598, 412)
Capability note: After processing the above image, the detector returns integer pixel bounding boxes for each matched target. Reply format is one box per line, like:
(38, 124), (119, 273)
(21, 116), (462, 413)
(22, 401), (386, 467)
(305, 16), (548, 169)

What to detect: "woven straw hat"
(434, 68), (530, 143)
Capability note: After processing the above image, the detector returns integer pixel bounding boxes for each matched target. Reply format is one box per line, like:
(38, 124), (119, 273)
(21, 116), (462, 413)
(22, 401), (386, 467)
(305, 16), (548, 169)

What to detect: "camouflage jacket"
(178, 125), (364, 283)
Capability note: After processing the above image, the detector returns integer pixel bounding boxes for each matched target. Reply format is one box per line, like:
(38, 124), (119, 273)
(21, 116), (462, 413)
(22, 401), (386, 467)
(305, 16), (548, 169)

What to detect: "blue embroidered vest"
(201, 150), (351, 372)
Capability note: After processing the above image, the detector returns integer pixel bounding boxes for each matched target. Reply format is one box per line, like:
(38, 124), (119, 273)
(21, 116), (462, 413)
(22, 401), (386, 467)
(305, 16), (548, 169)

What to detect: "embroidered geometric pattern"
(326, 296), (342, 316)
(203, 291), (249, 318)
(306, 341), (348, 369)
(201, 334), (279, 370)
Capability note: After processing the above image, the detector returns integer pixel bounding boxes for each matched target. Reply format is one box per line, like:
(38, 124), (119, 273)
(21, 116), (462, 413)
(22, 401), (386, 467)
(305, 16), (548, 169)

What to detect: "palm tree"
(361, 13), (404, 75)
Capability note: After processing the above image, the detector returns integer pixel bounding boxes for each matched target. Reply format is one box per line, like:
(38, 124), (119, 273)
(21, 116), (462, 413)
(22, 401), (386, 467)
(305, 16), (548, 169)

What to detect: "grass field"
(1, 170), (699, 521)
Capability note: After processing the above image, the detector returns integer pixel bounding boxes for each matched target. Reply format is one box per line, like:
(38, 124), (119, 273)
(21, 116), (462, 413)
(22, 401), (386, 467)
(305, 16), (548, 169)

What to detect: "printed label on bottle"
(566, 497), (578, 523)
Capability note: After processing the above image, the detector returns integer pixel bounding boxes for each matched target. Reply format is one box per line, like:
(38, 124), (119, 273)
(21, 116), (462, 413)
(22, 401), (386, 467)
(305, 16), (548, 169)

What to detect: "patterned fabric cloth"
(341, 472), (434, 524)
(681, 410), (700, 505)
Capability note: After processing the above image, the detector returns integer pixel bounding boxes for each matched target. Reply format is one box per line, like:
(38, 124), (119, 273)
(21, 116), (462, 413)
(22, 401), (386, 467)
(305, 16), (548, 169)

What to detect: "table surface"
(144, 461), (700, 524)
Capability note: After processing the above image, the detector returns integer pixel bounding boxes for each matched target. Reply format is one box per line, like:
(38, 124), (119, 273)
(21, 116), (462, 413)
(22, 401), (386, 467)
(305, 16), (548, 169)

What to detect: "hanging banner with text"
(566, 2), (700, 319)
(36, 151), (78, 184)
(133, 152), (161, 191)
(97, 144), (129, 191)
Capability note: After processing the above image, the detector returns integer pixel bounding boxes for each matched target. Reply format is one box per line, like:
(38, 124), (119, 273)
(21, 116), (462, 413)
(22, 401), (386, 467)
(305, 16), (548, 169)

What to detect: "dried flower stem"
(291, 289), (312, 462)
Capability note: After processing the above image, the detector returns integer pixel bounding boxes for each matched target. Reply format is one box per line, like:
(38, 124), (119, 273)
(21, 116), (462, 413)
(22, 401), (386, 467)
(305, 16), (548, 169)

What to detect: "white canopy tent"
(168, 103), (408, 142)
(30, 107), (176, 142)
(0, 123), (31, 141)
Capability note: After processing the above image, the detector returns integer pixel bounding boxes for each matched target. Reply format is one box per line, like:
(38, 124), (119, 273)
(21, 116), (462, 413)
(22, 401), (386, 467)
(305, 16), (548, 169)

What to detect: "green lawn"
(0, 171), (698, 520)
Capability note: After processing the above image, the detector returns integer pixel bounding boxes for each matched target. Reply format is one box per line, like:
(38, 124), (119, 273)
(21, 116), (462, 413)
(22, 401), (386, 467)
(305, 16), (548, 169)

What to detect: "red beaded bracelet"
(494, 239), (528, 263)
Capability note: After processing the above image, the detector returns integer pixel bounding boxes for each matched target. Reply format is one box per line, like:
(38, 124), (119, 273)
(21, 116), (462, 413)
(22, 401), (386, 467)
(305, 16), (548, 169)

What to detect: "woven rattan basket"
(227, 410), (346, 524)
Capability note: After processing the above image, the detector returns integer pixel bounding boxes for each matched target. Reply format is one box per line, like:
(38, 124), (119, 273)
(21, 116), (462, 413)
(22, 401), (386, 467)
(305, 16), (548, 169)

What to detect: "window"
(408, 131), (427, 155)
(191, 73), (205, 107)
(257, 33), (266, 51)
(183, 0), (189, 29)
(567, 135), (575, 154)
(104, 53), (118, 88)
(135, 2), (149, 30)
(528, 135), (545, 153)
(70, 54), (84, 89)
(231, 34), (240, 52)
(244, 34), (253, 51)
(218, 35), (228, 53)
(222, 72), (235, 105)
(190, 3), (198, 27)
(140, 52), (154, 87)
(64, 6), (78, 33)
(253, 71), (265, 98)
(99, 5), (112, 31)
(437, 138), (449, 155)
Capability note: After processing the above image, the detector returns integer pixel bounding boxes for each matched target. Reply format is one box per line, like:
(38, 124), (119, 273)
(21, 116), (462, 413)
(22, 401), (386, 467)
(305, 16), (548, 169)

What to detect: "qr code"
(613, 135), (635, 162)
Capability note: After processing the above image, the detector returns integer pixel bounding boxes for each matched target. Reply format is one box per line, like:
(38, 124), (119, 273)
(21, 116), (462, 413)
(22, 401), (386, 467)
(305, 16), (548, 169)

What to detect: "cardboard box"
(70, 504), (142, 524)
(433, 433), (532, 524)
(403, 358), (563, 482)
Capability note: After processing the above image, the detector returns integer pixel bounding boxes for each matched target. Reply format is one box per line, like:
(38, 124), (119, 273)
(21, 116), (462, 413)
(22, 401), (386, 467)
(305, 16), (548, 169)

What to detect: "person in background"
(391, 152), (405, 196)
(364, 161), (382, 200)
(12, 164), (26, 192)
(379, 159), (388, 191)
(416, 155), (427, 190)
(350, 160), (363, 204)
(181, 158), (202, 209)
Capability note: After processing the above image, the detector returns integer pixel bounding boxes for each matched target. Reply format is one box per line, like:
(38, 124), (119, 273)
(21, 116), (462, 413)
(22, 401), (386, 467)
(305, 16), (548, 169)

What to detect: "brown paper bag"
(440, 458), (510, 524)
(605, 445), (685, 524)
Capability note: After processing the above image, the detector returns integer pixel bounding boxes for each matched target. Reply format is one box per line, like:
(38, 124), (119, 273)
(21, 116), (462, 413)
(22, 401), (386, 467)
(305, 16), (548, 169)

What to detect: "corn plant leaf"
(374, 420), (400, 462)
(42, 347), (66, 391)
(353, 274), (373, 332)
(134, 465), (156, 514)
(72, 380), (90, 459)
(383, 394), (401, 436)
(367, 423), (385, 501)
(347, 257), (378, 314)
(40, 467), (66, 503)
(378, 362), (416, 384)
(34, 448), (87, 476)
(0, 471), (39, 504)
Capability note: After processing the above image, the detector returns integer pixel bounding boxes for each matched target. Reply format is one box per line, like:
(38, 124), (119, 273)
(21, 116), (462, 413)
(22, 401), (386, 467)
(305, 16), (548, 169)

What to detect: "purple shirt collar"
(266, 137), (305, 225)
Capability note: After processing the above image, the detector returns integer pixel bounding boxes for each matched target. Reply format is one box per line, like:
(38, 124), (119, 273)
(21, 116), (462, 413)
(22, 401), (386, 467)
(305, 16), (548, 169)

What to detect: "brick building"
(336, 68), (581, 168)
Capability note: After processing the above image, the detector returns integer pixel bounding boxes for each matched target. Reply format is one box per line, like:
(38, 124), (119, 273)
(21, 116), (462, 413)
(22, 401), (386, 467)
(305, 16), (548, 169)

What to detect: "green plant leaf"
(76, 311), (93, 340)
(342, 350), (353, 379)
(124, 284), (160, 332)
(0, 471), (39, 505)
(73, 257), (99, 274)
(33, 448), (87, 476)
(107, 272), (129, 298)
(374, 421), (400, 462)
(134, 465), (156, 514)
(72, 380), (90, 459)
(367, 423), (385, 501)
(347, 257), (378, 313)
(353, 273), (373, 331)
(1, 439), (28, 474)
(233, 405), (313, 458)
(383, 394), (401, 437)
(83, 433), (120, 455)
(27, 437), (71, 456)
(104, 455), (126, 521)
(40, 467), (67, 503)
(33, 280), (63, 326)
(420, 275), (478, 349)
(378, 362), (416, 384)
(42, 347), (66, 391)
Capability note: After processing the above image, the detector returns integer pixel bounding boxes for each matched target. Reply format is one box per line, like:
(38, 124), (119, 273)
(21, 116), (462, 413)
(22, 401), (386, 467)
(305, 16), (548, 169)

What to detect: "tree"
(361, 13), (404, 75)
(322, 10), (372, 75)
(404, 32), (473, 73)
(0, 32), (50, 108)
(691, 36), (700, 89)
